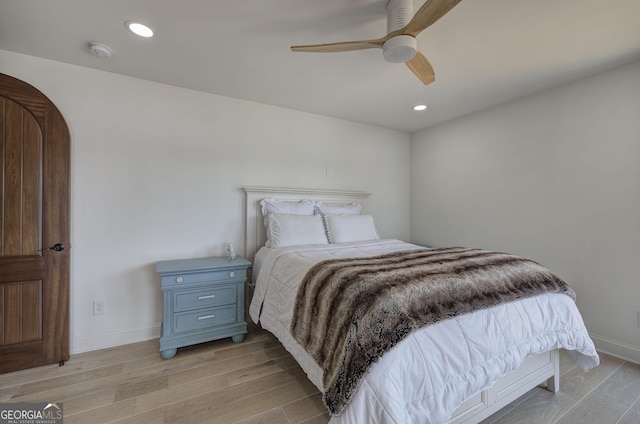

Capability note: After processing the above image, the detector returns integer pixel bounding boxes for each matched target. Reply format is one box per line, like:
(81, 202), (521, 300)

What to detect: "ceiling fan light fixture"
(382, 35), (417, 63)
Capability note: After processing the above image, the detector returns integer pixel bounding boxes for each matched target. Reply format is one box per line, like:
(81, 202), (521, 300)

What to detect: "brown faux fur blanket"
(290, 247), (576, 415)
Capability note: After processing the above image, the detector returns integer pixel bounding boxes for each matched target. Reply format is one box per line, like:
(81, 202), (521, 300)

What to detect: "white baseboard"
(589, 333), (640, 365)
(69, 327), (640, 366)
(71, 322), (161, 354)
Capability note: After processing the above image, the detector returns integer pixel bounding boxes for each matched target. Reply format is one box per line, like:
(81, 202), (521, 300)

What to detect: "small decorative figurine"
(227, 243), (236, 260)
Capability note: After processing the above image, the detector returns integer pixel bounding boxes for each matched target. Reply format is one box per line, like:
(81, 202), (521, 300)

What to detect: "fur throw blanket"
(290, 247), (576, 416)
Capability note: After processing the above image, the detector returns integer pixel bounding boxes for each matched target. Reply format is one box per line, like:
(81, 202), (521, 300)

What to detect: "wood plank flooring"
(0, 324), (638, 423)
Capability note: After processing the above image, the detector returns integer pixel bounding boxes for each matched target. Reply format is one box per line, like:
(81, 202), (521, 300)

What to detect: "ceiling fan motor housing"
(386, 0), (413, 32)
(383, 0), (416, 63)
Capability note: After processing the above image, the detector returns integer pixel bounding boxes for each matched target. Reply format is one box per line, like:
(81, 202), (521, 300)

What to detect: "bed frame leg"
(546, 349), (560, 393)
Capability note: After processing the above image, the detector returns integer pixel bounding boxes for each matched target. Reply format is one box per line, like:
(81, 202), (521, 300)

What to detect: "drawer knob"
(175, 276), (184, 283)
(198, 314), (216, 320)
(198, 294), (216, 300)
(229, 271), (235, 278)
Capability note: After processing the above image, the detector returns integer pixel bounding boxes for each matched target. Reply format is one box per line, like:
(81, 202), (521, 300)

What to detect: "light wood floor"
(1, 325), (639, 424)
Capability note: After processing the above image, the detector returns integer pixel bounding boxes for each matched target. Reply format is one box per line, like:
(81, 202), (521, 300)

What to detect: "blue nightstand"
(155, 256), (251, 359)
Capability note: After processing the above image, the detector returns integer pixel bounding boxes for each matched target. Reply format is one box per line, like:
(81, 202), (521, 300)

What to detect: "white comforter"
(249, 240), (599, 424)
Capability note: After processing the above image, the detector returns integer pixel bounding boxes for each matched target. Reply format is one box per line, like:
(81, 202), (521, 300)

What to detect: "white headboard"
(243, 186), (371, 262)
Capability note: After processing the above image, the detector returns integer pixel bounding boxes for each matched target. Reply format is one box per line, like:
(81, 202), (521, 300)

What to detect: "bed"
(243, 186), (599, 424)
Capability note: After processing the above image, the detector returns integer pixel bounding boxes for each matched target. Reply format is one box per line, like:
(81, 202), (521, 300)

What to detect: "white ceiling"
(1, 0), (639, 133)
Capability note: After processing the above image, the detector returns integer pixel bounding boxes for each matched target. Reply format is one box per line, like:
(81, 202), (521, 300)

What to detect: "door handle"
(43, 243), (65, 252)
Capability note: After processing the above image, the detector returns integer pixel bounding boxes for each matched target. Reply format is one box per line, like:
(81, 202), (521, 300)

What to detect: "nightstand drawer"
(174, 305), (236, 333)
(166, 269), (246, 286)
(174, 286), (236, 311)
(157, 258), (248, 288)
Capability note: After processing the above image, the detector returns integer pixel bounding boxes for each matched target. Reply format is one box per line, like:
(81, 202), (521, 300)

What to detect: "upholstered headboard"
(243, 186), (371, 262)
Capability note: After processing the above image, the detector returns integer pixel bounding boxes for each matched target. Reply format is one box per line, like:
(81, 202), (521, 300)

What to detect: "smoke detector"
(88, 42), (112, 58)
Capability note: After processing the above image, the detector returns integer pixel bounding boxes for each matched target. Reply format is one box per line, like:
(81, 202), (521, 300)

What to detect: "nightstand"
(155, 256), (251, 359)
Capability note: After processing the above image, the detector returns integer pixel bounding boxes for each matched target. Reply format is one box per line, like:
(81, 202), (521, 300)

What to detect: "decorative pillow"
(315, 202), (362, 215)
(265, 213), (329, 248)
(323, 214), (380, 243)
(260, 198), (315, 217)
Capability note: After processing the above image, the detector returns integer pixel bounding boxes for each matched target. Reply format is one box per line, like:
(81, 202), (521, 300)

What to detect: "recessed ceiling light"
(125, 21), (154, 38)
(413, 104), (428, 111)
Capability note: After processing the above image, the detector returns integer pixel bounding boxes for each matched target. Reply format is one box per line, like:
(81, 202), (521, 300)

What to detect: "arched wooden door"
(0, 73), (70, 373)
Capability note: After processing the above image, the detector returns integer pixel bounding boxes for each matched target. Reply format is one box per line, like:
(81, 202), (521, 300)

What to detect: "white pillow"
(323, 214), (380, 243)
(265, 213), (329, 248)
(260, 198), (315, 217)
(315, 202), (362, 215)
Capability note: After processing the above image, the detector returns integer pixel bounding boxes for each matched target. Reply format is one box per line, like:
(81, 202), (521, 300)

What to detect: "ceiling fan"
(290, 0), (463, 85)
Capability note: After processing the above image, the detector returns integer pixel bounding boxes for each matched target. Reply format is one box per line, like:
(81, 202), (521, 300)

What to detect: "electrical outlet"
(637, 310), (640, 328)
(93, 299), (106, 315)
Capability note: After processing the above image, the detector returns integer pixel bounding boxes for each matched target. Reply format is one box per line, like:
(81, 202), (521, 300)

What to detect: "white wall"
(0, 49), (411, 353)
(411, 59), (640, 363)
(5, 47), (638, 363)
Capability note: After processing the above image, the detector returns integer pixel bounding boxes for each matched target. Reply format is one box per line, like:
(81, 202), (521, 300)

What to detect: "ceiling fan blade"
(403, 0), (464, 37)
(406, 51), (435, 85)
(291, 38), (386, 53)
